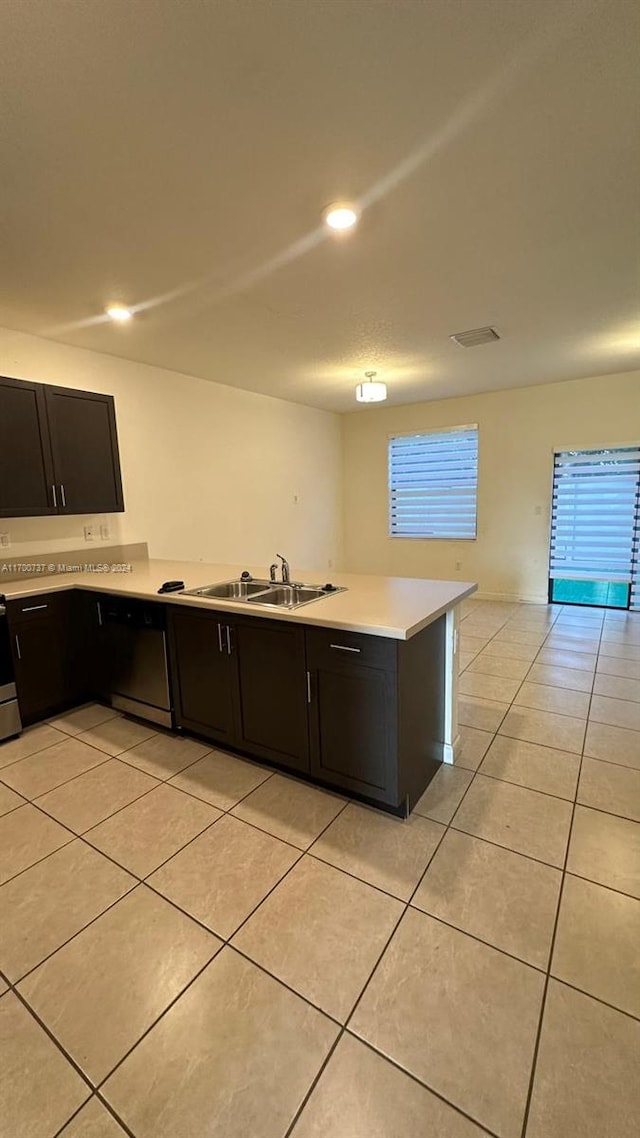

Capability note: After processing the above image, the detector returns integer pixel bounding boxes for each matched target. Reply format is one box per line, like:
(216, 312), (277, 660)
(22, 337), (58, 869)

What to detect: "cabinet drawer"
(7, 591), (71, 625)
(306, 626), (397, 672)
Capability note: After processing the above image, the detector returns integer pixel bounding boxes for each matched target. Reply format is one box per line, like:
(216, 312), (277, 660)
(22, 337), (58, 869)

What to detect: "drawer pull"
(329, 643), (361, 653)
(21, 604), (48, 613)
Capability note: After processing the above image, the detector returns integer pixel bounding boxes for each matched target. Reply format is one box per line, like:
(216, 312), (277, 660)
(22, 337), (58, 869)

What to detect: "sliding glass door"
(549, 446), (640, 610)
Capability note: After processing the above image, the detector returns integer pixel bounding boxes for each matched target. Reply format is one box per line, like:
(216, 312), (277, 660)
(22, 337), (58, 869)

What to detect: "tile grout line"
(0, 751), (115, 805)
(283, 686), (518, 1138)
(84, 796), (357, 1110)
(517, 603), (606, 1138)
(50, 1091), (137, 1138)
(286, 670), (545, 1137)
(302, 682), (532, 1137)
(282, 823), (452, 1137)
(2, 607), (638, 1135)
(8, 779), (334, 984)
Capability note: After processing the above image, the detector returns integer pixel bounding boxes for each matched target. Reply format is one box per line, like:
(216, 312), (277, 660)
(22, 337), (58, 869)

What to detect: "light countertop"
(2, 559), (476, 640)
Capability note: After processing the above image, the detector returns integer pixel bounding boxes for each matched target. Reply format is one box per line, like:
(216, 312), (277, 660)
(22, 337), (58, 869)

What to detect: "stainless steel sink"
(183, 579), (271, 600)
(247, 584), (328, 609)
(182, 577), (345, 609)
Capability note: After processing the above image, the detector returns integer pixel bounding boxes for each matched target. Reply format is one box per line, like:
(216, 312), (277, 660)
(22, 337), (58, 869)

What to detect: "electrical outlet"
(0, 533), (10, 548)
(100, 524), (110, 540)
(84, 525), (95, 542)
(455, 560), (462, 571)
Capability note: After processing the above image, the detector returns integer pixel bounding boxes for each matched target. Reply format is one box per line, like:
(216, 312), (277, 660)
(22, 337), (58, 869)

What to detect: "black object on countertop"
(322, 583), (338, 592)
(157, 580), (185, 594)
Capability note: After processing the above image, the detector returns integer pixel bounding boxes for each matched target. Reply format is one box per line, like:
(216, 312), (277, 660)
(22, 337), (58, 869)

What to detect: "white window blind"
(388, 426), (478, 539)
(632, 520), (640, 611)
(549, 448), (640, 592)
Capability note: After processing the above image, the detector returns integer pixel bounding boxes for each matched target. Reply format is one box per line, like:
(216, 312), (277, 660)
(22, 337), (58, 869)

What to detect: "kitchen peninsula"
(2, 553), (475, 816)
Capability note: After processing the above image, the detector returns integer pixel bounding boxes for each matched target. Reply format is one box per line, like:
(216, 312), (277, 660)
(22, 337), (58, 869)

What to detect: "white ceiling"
(1, 0), (639, 411)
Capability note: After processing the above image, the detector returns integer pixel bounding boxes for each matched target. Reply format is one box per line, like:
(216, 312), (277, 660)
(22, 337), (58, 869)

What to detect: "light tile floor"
(0, 599), (639, 1137)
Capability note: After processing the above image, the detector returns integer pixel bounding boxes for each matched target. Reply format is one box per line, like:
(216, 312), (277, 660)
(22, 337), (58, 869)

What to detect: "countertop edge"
(1, 570), (477, 640)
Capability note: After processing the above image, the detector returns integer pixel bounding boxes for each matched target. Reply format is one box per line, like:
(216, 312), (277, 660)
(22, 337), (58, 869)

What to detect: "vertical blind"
(549, 448), (640, 605)
(632, 498), (640, 612)
(388, 426), (478, 539)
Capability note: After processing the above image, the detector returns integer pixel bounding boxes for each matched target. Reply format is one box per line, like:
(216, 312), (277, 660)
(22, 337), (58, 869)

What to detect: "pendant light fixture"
(356, 370), (387, 403)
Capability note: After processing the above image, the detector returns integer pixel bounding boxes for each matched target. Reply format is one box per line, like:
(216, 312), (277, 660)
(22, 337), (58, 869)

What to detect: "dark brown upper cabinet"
(44, 385), (124, 514)
(0, 376), (124, 517)
(0, 377), (57, 516)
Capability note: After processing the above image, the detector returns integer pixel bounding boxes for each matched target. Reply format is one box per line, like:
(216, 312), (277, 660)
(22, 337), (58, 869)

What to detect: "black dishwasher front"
(98, 596), (172, 728)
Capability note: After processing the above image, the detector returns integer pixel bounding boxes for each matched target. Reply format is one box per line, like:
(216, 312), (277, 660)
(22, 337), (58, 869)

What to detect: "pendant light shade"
(356, 370), (387, 403)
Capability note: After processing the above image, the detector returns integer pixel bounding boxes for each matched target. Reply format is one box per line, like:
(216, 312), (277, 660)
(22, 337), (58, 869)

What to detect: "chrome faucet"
(276, 553), (290, 584)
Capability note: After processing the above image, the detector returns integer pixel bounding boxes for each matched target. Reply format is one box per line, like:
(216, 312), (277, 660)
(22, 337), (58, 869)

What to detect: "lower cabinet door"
(308, 661), (398, 804)
(12, 620), (69, 724)
(8, 593), (82, 725)
(234, 618), (309, 772)
(169, 609), (236, 744)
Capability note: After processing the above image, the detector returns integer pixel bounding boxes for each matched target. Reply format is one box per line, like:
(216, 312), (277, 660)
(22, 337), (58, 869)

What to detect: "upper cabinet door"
(44, 385), (125, 514)
(0, 376), (57, 517)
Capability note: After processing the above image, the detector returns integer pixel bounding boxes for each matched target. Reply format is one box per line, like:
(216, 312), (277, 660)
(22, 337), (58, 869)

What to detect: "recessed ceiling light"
(106, 304), (133, 323)
(356, 370), (387, 403)
(323, 203), (359, 231)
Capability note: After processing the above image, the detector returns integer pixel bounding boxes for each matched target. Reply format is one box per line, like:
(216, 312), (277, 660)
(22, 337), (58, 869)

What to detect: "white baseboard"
(473, 590), (549, 605)
(442, 739), (457, 765)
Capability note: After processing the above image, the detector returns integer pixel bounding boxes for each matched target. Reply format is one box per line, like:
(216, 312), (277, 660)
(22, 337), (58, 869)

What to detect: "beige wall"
(342, 370), (640, 602)
(0, 326), (342, 572)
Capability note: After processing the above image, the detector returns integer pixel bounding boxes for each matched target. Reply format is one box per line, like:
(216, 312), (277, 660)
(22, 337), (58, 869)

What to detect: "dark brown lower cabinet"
(168, 607), (236, 745)
(306, 618), (445, 812)
(9, 588), (446, 815)
(233, 617), (309, 771)
(7, 591), (85, 725)
(168, 608), (310, 771)
(170, 606), (445, 812)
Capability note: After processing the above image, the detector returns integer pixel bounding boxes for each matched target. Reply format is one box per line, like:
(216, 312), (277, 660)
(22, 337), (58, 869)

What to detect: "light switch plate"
(84, 525), (95, 542)
(99, 524), (110, 540)
(0, 533), (10, 548)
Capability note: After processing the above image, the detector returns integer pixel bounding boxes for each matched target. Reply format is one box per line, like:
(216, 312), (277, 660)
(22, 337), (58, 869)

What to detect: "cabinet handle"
(60, 483), (66, 508)
(21, 604), (48, 613)
(329, 643), (361, 653)
(226, 625), (232, 655)
(217, 623), (223, 653)
(306, 670), (312, 703)
(52, 484), (57, 508)
(15, 634), (21, 660)
(96, 601), (103, 627)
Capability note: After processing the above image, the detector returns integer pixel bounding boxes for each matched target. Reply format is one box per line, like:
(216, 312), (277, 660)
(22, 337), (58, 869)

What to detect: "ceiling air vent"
(449, 326), (500, 348)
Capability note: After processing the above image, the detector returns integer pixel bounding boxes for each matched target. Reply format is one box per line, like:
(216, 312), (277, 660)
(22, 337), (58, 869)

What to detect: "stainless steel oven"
(0, 595), (22, 741)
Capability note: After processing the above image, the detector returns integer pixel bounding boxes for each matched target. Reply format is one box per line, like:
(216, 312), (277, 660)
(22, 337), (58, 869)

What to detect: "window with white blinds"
(388, 426), (478, 539)
(549, 447), (640, 608)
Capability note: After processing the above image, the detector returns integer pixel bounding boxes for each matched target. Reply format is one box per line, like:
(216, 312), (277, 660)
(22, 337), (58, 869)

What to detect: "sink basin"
(247, 585), (328, 609)
(183, 579), (271, 600)
(182, 577), (346, 610)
